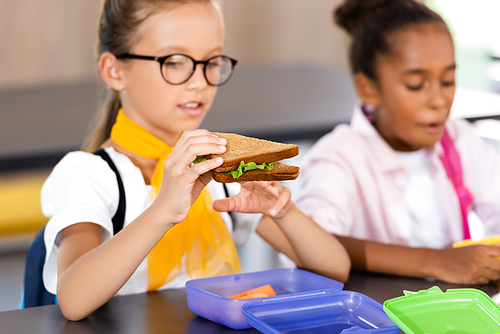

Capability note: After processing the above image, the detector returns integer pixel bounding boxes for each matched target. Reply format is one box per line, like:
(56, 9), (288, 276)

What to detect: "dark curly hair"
(334, 0), (448, 81)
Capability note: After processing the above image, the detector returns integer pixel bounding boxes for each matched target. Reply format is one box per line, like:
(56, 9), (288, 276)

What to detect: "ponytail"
(82, 89), (121, 152)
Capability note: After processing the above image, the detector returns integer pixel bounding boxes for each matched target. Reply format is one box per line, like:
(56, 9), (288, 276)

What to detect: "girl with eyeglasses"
(39, 0), (350, 321)
(297, 0), (500, 285)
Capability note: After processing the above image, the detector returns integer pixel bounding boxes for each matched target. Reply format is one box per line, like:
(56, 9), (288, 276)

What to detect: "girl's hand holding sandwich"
(156, 130), (226, 225)
(212, 181), (292, 218)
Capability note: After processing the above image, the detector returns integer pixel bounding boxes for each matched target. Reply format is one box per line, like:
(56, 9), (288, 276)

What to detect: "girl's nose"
(429, 82), (450, 111)
(186, 64), (208, 90)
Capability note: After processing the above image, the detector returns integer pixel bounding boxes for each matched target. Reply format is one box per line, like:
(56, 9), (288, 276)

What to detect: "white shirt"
(41, 147), (261, 295)
(396, 150), (450, 248)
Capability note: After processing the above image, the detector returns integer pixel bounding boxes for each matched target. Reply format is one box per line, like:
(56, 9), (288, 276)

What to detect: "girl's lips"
(421, 122), (445, 134)
(178, 102), (204, 117)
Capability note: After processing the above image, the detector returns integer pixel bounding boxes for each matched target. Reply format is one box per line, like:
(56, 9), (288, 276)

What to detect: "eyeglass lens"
(161, 55), (233, 86)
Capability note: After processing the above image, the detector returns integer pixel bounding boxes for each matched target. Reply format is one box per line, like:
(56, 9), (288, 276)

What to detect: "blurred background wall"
(0, 0), (349, 160)
(0, 1), (102, 89)
(0, 0), (347, 89)
(3, 0), (500, 161)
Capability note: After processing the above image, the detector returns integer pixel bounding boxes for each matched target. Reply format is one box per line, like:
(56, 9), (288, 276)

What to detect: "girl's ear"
(99, 52), (125, 91)
(353, 72), (381, 110)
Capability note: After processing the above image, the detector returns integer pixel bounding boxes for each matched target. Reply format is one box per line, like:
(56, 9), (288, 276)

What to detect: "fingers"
(189, 158), (223, 178)
(480, 267), (500, 282)
(254, 181), (275, 189)
(165, 130), (226, 181)
(481, 249), (500, 273)
(198, 171), (214, 187)
(213, 198), (235, 212)
(175, 129), (218, 146)
(485, 257), (500, 272)
(434, 246), (500, 285)
(242, 181), (280, 197)
(171, 130), (225, 156)
(462, 246), (500, 284)
(467, 267), (500, 285)
(240, 181), (290, 217)
(212, 198), (227, 212)
(470, 256), (500, 284)
(175, 132), (226, 161)
(483, 245), (500, 258)
(474, 275), (490, 285)
(268, 185), (291, 217)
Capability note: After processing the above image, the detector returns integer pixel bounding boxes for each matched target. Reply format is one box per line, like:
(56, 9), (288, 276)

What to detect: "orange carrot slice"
(227, 284), (276, 299)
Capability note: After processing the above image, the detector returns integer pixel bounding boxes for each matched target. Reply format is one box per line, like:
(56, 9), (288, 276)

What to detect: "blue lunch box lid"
(241, 290), (400, 334)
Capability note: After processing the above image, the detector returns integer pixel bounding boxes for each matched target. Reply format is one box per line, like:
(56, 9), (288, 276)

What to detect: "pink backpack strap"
(439, 129), (473, 240)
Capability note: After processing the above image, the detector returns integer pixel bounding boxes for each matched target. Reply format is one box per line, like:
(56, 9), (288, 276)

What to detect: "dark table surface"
(1, 271), (498, 334)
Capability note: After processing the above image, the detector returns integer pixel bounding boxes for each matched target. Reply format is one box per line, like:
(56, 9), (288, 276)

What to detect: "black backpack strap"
(222, 183), (235, 230)
(222, 183), (230, 198)
(93, 149), (126, 234)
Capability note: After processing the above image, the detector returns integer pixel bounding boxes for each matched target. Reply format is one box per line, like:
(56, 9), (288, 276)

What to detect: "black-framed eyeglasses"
(115, 53), (237, 86)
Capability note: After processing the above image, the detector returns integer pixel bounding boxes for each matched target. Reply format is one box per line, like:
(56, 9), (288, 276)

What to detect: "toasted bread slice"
(207, 132), (299, 172)
(212, 162), (300, 183)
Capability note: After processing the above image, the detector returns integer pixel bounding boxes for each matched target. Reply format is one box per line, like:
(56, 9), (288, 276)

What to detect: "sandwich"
(205, 132), (300, 183)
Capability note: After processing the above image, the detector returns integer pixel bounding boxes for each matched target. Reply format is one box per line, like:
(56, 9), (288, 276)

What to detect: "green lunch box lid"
(383, 286), (500, 334)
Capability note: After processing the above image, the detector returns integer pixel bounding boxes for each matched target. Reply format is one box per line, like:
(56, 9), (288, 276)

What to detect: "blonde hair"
(83, 0), (223, 152)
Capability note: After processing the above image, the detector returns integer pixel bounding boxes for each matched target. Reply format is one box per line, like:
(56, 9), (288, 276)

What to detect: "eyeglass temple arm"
(116, 53), (158, 61)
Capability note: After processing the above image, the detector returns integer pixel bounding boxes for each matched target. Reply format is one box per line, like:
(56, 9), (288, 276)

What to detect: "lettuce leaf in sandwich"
(224, 161), (277, 179)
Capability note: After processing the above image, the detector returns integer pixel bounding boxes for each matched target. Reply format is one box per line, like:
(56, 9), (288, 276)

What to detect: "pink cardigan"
(296, 105), (500, 247)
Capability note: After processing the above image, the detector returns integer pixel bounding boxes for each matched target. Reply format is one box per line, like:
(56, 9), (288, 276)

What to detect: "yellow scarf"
(110, 109), (241, 291)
